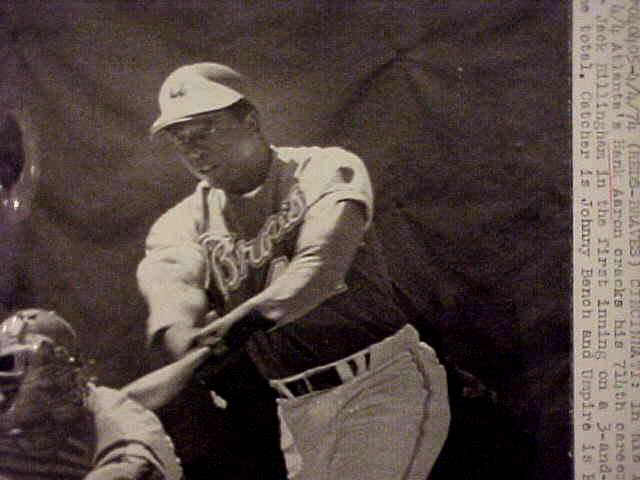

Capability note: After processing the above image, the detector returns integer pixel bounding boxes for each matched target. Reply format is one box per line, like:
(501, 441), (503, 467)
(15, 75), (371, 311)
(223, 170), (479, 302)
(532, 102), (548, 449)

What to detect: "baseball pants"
(269, 324), (450, 480)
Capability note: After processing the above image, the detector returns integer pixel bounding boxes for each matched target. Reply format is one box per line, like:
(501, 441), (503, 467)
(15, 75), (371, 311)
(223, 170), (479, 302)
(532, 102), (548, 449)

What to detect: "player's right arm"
(136, 189), (209, 359)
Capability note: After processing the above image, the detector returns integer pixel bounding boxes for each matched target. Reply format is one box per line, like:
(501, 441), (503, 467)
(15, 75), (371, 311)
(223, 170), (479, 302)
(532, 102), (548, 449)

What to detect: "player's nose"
(186, 152), (211, 168)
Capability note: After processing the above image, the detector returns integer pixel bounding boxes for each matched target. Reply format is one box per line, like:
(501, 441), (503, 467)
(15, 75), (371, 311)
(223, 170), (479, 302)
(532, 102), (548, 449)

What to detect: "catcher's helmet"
(0, 309), (87, 435)
(150, 62), (247, 136)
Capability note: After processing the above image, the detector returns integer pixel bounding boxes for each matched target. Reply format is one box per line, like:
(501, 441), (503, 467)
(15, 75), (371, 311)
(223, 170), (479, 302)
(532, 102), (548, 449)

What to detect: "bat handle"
(182, 345), (214, 364)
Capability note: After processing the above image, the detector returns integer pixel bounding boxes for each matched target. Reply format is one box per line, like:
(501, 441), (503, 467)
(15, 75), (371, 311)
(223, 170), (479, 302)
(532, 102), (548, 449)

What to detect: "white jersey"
(138, 146), (374, 339)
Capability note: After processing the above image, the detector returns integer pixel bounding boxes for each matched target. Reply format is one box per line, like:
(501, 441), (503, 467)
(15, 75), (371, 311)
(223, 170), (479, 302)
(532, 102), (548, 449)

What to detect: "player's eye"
(174, 127), (212, 147)
(188, 129), (210, 142)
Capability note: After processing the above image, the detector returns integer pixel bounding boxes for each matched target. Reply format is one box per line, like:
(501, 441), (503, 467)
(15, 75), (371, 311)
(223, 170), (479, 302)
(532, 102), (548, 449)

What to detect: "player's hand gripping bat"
(122, 311), (274, 410)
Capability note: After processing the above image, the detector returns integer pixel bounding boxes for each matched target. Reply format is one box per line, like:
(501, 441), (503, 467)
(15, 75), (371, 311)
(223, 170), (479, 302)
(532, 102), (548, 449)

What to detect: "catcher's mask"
(0, 308), (88, 435)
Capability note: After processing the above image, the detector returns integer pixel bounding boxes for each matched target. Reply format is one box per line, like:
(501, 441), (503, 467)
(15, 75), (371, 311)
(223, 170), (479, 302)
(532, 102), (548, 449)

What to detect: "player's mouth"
(198, 164), (218, 174)
(184, 152), (219, 175)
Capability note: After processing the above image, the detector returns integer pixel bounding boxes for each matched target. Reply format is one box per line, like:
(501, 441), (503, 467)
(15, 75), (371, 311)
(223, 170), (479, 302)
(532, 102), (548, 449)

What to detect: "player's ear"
(243, 110), (261, 133)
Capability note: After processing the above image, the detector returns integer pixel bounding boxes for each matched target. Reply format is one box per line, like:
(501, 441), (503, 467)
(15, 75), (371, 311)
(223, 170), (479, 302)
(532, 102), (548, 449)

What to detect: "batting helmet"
(150, 62), (248, 136)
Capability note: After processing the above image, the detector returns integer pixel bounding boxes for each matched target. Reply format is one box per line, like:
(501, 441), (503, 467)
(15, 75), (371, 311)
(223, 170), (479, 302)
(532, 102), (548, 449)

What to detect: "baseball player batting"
(136, 62), (450, 480)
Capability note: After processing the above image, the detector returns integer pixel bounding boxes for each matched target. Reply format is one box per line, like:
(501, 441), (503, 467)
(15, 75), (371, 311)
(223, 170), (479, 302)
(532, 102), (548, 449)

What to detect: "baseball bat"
(122, 345), (213, 411)
(122, 311), (274, 410)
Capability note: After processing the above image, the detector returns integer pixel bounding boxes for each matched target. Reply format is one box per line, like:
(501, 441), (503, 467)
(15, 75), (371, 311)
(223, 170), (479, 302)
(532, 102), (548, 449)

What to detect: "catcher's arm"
(87, 386), (183, 480)
(121, 345), (213, 411)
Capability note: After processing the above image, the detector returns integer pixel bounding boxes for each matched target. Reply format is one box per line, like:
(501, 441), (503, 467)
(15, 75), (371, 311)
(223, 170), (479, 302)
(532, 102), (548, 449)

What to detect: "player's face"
(166, 110), (271, 194)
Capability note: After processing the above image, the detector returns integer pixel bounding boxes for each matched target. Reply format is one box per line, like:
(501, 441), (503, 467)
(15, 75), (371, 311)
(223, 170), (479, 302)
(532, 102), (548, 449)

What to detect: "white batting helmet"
(150, 62), (247, 136)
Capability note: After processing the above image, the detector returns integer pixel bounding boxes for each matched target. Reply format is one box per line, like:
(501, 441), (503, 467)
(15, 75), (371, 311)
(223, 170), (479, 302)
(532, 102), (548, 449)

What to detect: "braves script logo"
(202, 184), (307, 299)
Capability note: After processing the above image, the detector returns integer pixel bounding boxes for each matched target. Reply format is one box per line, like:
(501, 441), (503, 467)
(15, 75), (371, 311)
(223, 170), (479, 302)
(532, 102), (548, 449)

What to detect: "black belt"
(281, 351), (371, 397)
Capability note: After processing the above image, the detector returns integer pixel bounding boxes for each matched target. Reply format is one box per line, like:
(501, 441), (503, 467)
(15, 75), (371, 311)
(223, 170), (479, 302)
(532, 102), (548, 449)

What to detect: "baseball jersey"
(138, 146), (407, 378)
(0, 385), (182, 480)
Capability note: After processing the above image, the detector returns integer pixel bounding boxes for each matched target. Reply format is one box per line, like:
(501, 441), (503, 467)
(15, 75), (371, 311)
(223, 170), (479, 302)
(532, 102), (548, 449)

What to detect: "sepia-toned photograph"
(1, 2), (571, 479)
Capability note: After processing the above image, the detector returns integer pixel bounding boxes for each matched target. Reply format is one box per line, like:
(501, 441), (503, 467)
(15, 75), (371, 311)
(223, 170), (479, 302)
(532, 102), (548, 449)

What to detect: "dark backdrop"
(0, 2), (571, 479)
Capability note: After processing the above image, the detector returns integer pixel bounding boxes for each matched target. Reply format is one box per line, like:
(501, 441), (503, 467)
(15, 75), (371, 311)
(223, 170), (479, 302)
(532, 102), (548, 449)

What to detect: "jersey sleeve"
(87, 385), (183, 480)
(236, 147), (374, 324)
(251, 190), (368, 324)
(136, 184), (211, 340)
(295, 147), (374, 229)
